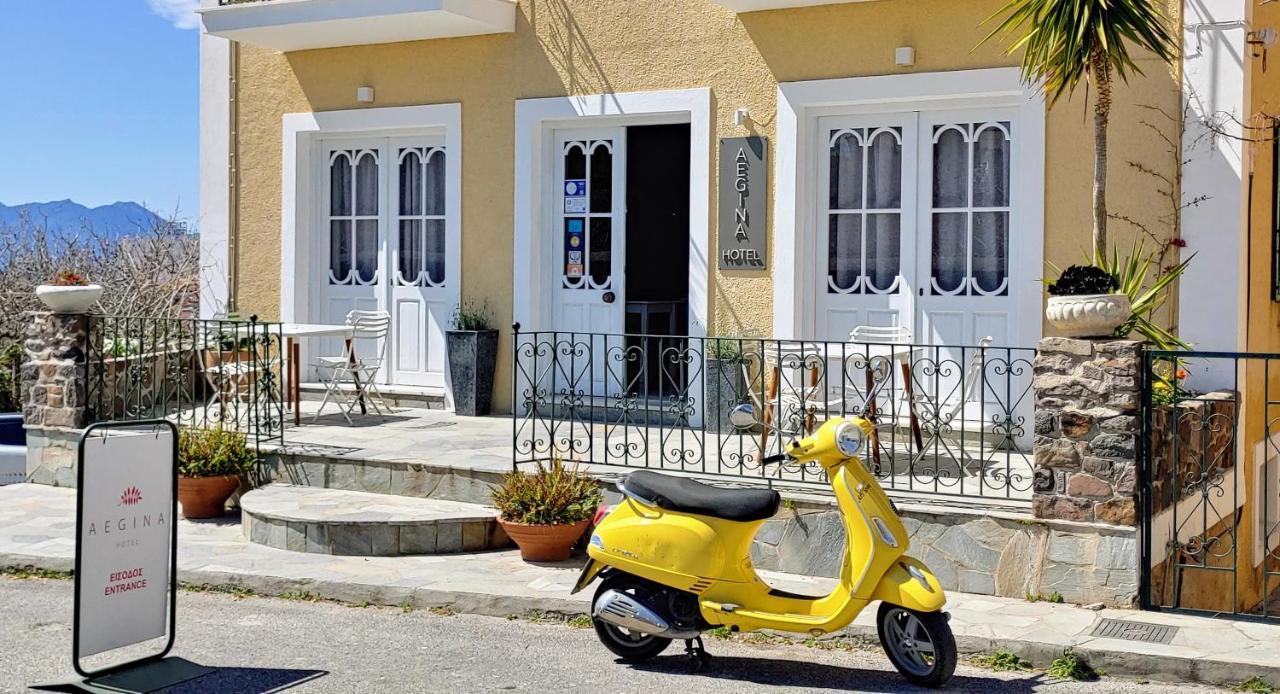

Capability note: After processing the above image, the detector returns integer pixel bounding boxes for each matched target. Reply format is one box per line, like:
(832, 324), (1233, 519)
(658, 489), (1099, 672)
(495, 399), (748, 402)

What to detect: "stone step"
(241, 484), (509, 557)
(262, 451), (508, 506)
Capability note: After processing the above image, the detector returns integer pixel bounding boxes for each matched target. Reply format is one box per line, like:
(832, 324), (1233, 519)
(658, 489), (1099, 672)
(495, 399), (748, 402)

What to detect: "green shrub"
(971, 650), (1032, 672)
(491, 460), (602, 526)
(1047, 649), (1098, 681)
(1047, 265), (1117, 296)
(0, 343), (21, 412)
(451, 300), (493, 331)
(178, 427), (258, 478)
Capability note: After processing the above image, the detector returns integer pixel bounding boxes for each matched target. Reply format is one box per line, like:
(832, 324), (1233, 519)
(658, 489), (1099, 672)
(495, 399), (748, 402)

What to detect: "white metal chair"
(313, 310), (393, 424)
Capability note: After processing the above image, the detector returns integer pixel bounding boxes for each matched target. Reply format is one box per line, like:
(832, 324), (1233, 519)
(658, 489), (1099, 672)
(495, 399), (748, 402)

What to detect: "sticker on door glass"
(564, 179), (587, 214)
(565, 219), (585, 278)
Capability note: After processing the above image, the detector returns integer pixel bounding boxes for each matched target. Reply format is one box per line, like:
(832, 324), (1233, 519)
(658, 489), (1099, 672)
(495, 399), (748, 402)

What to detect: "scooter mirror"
(728, 404), (759, 430)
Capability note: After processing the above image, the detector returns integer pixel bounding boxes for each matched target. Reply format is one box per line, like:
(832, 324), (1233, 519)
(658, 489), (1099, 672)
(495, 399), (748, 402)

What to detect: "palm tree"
(981, 0), (1176, 263)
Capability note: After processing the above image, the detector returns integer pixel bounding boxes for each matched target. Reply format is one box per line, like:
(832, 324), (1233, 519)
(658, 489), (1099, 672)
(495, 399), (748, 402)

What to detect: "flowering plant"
(1151, 362), (1190, 406)
(51, 270), (90, 287)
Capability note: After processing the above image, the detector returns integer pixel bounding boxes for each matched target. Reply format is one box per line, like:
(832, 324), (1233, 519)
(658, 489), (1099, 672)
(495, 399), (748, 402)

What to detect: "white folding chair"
(313, 310), (393, 423)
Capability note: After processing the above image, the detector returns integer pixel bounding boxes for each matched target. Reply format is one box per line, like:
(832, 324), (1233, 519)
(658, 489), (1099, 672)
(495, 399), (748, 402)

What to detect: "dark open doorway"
(625, 123), (691, 395)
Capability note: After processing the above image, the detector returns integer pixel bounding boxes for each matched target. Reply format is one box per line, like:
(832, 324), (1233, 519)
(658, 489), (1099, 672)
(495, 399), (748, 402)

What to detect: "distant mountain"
(0, 200), (166, 240)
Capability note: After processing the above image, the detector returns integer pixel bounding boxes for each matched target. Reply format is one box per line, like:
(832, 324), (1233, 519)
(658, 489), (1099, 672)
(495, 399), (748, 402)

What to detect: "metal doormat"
(1090, 618), (1179, 644)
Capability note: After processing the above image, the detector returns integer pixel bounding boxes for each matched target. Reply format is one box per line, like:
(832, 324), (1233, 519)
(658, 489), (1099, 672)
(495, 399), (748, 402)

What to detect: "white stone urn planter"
(1045, 293), (1131, 338)
(35, 284), (104, 314)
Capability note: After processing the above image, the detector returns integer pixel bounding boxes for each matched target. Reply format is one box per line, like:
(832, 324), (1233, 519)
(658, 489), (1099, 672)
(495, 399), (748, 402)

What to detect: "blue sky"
(0, 1), (200, 223)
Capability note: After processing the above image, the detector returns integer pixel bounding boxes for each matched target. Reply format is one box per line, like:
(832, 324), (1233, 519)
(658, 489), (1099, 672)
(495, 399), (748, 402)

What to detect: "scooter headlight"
(834, 421), (865, 458)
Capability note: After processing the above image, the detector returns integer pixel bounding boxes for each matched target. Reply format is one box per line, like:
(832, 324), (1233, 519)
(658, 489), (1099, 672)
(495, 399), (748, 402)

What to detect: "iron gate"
(1141, 350), (1280, 620)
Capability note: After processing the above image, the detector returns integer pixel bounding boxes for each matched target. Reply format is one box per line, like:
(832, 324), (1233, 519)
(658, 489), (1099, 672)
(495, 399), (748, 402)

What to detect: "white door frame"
(280, 103), (462, 380)
(513, 88), (712, 340)
(774, 68), (1045, 347)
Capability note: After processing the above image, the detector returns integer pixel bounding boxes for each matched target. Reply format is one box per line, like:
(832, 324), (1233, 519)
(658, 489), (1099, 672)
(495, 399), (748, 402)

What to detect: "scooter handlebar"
(761, 453), (791, 465)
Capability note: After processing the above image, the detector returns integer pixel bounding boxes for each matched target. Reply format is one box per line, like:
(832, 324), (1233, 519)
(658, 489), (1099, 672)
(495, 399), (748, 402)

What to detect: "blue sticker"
(564, 180), (587, 197)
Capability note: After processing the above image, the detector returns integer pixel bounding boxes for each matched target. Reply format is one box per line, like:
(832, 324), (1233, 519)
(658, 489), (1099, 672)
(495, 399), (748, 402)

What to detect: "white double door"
(317, 135), (457, 388)
(813, 108), (1020, 348)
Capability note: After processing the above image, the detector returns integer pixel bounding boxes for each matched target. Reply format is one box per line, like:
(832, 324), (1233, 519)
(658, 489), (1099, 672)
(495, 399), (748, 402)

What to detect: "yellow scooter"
(572, 406), (956, 688)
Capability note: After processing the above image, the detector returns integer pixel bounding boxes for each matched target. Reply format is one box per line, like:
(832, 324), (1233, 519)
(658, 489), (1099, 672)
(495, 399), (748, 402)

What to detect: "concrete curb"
(4, 551), (1277, 689)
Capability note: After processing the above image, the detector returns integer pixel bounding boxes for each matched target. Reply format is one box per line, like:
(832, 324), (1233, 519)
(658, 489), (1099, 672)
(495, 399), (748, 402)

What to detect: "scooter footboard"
(870, 555), (947, 613)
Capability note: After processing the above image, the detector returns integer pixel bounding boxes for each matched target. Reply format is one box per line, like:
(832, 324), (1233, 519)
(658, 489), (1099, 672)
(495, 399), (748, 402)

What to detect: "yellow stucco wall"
(229, 0), (1182, 411)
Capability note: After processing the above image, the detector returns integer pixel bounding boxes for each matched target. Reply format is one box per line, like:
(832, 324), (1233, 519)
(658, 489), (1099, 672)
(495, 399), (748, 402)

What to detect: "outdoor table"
(279, 323), (360, 426)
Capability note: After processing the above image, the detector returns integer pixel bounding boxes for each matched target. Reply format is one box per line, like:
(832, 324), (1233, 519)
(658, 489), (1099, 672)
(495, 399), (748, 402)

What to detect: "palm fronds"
(1095, 240), (1194, 350)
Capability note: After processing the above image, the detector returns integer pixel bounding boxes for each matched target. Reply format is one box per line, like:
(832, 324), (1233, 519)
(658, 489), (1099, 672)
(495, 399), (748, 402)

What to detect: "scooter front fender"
(870, 555), (947, 613)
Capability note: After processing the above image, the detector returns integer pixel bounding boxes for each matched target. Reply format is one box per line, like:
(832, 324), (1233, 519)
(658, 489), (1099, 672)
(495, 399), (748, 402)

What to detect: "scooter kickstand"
(684, 637), (712, 672)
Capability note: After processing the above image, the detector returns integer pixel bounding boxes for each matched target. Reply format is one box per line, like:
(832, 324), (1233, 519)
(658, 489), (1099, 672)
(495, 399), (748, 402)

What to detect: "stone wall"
(20, 312), (91, 430)
(1031, 338), (1142, 525)
(21, 312), (93, 487)
(750, 499), (1138, 607)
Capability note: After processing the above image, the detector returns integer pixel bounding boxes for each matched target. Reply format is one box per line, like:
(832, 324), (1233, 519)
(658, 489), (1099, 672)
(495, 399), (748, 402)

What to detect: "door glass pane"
(931, 212), (968, 294)
(972, 211), (1009, 294)
(399, 150), (422, 216)
(589, 218), (612, 287)
(355, 151), (379, 216)
(865, 213), (900, 293)
(866, 129), (902, 209)
(933, 127), (969, 208)
(829, 131), (863, 210)
(355, 219), (378, 284)
(329, 220), (351, 284)
(425, 219), (446, 285)
(565, 144), (586, 180)
(590, 142), (612, 213)
(398, 219), (423, 286)
(827, 214), (862, 293)
(424, 150), (446, 217)
(973, 124), (1011, 208)
(330, 153), (352, 217)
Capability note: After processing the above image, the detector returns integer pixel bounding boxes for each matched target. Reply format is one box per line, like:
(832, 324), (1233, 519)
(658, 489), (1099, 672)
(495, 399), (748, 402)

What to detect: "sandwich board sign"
(33, 420), (209, 693)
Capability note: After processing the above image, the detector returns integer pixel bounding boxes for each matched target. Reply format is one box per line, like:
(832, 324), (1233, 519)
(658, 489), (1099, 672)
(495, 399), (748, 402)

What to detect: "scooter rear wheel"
(591, 575), (672, 662)
(876, 603), (957, 688)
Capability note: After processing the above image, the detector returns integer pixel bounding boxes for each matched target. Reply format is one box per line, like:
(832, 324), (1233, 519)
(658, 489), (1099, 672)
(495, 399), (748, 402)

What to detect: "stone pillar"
(21, 311), (93, 486)
(1032, 337), (1142, 525)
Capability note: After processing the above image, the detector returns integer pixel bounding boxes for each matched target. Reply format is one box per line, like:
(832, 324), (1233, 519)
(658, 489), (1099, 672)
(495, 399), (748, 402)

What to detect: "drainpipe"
(227, 41), (241, 314)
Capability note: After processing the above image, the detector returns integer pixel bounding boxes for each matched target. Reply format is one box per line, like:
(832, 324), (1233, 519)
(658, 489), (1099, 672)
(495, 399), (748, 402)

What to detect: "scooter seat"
(621, 471), (781, 522)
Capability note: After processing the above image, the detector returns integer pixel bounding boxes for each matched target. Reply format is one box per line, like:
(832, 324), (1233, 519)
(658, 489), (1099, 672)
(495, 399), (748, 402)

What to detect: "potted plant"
(706, 338), (748, 434)
(446, 300), (499, 416)
(35, 270), (103, 314)
(177, 426), (257, 519)
(1045, 265), (1130, 337)
(491, 460), (602, 562)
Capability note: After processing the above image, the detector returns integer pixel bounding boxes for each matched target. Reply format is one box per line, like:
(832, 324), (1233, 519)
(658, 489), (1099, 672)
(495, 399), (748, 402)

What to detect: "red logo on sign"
(120, 487), (143, 506)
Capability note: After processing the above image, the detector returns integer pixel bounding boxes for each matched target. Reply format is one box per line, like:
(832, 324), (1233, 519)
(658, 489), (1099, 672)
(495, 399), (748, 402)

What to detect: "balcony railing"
(513, 328), (1036, 505)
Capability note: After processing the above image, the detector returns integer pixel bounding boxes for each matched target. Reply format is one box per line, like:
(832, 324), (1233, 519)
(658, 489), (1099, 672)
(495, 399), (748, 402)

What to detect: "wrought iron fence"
(85, 316), (285, 447)
(512, 327), (1035, 504)
(1141, 350), (1280, 621)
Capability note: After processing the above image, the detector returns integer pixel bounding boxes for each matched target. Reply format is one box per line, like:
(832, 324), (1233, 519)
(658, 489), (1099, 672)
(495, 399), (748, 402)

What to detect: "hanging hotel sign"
(718, 137), (767, 270)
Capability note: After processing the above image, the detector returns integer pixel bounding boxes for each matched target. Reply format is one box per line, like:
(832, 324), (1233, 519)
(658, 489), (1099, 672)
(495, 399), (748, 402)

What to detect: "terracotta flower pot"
(178, 474), (241, 519)
(498, 518), (590, 562)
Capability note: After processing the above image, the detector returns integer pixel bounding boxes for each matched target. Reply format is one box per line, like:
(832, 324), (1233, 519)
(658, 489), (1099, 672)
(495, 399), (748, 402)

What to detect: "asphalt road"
(1, 577), (1220, 693)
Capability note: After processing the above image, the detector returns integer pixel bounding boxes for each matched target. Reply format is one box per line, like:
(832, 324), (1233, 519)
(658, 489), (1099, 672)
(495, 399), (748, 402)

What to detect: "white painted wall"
(199, 0), (231, 319)
(1179, 0), (1246, 387)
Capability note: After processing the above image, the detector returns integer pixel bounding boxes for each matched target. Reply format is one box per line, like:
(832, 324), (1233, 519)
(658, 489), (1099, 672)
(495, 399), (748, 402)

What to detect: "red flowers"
(1170, 237), (1188, 248)
(52, 270), (89, 287)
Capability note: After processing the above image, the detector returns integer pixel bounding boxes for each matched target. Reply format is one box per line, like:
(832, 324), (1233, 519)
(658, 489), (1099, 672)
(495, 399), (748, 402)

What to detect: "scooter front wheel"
(591, 575), (672, 662)
(876, 603), (957, 688)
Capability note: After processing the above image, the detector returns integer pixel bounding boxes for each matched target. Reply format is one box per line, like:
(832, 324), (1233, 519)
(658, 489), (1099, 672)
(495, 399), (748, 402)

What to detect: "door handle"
(602, 291), (616, 304)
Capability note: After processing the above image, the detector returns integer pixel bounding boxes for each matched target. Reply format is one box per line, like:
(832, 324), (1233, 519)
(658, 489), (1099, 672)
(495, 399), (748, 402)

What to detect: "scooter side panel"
(587, 498), (760, 590)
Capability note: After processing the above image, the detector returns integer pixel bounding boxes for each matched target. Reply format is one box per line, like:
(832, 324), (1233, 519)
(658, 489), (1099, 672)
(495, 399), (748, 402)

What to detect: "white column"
(199, 0), (232, 318)
(1179, 0), (1246, 387)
